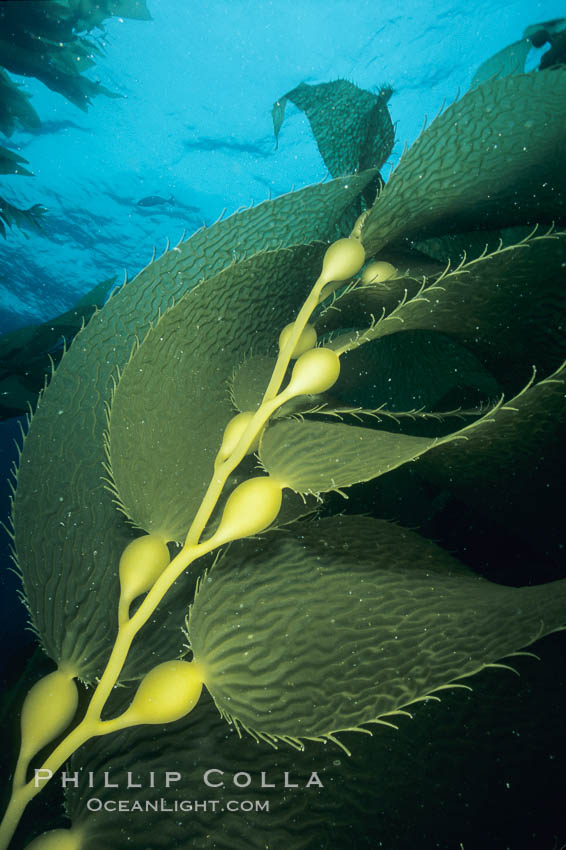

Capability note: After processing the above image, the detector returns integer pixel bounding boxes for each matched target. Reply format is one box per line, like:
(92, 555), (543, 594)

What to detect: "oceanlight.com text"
(85, 798), (270, 813)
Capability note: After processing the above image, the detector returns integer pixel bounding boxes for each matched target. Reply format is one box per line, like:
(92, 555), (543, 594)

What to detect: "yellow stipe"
(0, 235), (359, 850)
(216, 411), (258, 467)
(263, 237), (362, 405)
(187, 236), (354, 549)
(0, 539), (213, 850)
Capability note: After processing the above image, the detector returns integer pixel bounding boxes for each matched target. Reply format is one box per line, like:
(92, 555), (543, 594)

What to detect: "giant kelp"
(363, 70), (566, 252)
(471, 17), (566, 86)
(13, 173), (375, 683)
(1, 63), (566, 850)
(0, 0), (150, 113)
(0, 194), (45, 238)
(272, 79), (394, 178)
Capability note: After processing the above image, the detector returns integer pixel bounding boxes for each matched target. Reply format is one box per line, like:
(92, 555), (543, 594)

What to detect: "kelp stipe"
(2, 66), (566, 849)
(0, 228), (362, 844)
(1, 231), (374, 846)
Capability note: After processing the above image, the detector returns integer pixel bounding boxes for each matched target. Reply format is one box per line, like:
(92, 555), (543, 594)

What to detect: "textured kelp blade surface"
(230, 354), (275, 412)
(423, 361), (566, 484)
(314, 249), (443, 338)
(259, 405), (496, 495)
(331, 233), (566, 391)
(12, 172), (376, 681)
(362, 71), (566, 254)
(412, 223), (531, 265)
(107, 242), (325, 541)
(469, 38), (532, 87)
(66, 690), (343, 850)
(63, 634), (566, 849)
(188, 517), (566, 745)
(273, 79), (394, 176)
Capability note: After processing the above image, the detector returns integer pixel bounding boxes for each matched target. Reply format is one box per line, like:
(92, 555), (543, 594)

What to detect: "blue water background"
(1, 0), (563, 324)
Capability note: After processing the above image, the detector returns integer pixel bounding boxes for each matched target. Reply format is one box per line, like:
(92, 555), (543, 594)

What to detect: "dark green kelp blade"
(258, 403), (496, 496)
(332, 329), (500, 410)
(314, 247), (443, 338)
(62, 631), (566, 849)
(418, 360), (566, 551)
(230, 354), (275, 413)
(422, 360), (566, 486)
(230, 324), (497, 413)
(362, 70), (566, 255)
(0, 0), (150, 112)
(66, 689), (340, 850)
(412, 223), (531, 265)
(13, 172), (377, 682)
(0, 68), (40, 135)
(332, 231), (566, 391)
(273, 79), (394, 176)
(187, 516), (566, 748)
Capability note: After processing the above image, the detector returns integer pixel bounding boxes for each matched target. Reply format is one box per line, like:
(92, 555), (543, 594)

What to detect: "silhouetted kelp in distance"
(2, 38), (566, 850)
(0, 195), (46, 240)
(471, 16), (566, 86)
(0, 0), (151, 238)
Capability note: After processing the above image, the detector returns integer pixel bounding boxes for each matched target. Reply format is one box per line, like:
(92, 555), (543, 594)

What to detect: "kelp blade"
(273, 79), (394, 177)
(107, 243), (324, 542)
(258, 405), (498, 496)
(330, 231), (566, 392)
(12, 172), (378, 682)
(362, 70), (566, 255)
(188, 517), (566, 747)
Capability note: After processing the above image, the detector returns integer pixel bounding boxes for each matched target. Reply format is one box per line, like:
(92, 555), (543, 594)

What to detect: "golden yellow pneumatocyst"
(119, 534), (170, 606)
(217, 411), (259, 464)
(321, 238), (365, 283)
(278, 322), (317, 358)
(210, 476), (283, 546)
(24, 829), (83, 850)
(19, 669), (78, 765)
(123, 660), (205, 725)
(287, 347), (341, 396)
(361, 261), (397, 284)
